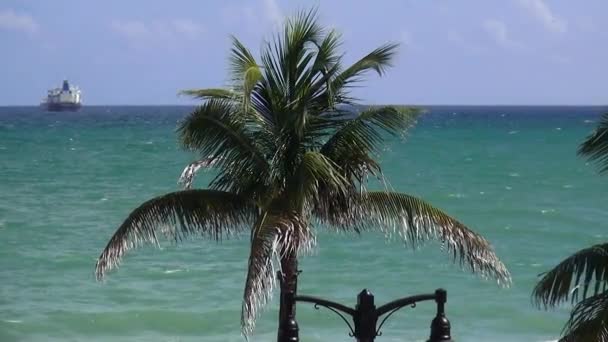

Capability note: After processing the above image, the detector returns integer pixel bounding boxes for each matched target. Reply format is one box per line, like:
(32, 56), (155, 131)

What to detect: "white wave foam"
(164, 269), (184, 274)
(3, 319), (22, 323)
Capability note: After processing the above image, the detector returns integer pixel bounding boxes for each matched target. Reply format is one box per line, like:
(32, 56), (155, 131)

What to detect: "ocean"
(1, 105), (607, 341)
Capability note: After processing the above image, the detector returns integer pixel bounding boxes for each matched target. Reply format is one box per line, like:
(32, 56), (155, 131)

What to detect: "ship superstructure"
(41, 80), (82, 111)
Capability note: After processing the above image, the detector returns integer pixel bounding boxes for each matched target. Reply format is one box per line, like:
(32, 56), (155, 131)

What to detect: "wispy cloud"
(263, 0), (283, 26)
(401, 30), (413, 48)
(517, 0), (567, 33)
(171, 19), (205, 39)
(221, 0), (283, 33)
(111, 19), (205, 44)
(0, 9), (38, 34)
(446, 30), (487, 55)
(483, 19), (524, 50)
(110, 20), (148, 40)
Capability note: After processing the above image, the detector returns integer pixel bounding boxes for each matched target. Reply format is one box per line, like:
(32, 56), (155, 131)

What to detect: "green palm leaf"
(228, 36), (263, 110)
(257, 8), (324, 132)
(326, 191), (511, 284)
(307, 28), (342, 109)
(178, 88), (236, 101)
(177, 99), (270, 196)
(559, 292), (608, 342)
(579, 113), (608, 174)
(95, 190), (256, 280)
(321, 106), (420, 182)
(178, 99), (264, 162)
(307, 42), (397, 110)
(533, 243), (608, 308)
(294, 151), (350, 211)
(330, 43), (398, 98)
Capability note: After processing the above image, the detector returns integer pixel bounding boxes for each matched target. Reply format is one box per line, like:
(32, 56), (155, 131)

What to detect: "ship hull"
(41, 102), (82, 112)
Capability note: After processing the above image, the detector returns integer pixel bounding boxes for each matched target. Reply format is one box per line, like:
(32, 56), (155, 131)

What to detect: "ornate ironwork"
(375, 302), (416, 337)
(288, 288), (452, 342)
(312, 302), (355, 336)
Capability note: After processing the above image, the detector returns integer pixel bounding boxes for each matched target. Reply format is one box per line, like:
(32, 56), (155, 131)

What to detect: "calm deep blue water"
(1, 105), (607, 341)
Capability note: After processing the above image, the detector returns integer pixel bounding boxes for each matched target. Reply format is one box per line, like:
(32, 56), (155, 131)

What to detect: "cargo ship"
(41, 80), (82, 111)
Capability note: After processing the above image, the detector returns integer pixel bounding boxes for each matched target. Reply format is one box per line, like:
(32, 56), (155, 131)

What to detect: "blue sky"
(0, 0), (606, 105)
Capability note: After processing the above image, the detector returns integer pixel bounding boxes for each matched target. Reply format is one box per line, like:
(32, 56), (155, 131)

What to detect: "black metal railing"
(277, 273), (453, 342)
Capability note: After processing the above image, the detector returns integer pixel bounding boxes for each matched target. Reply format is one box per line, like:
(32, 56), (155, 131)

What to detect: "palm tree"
(95, 9), (510, 339)
(533, 113), (608, 341)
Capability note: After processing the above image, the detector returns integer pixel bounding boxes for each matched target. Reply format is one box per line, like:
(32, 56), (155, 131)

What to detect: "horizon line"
(1, 103), (607, 107)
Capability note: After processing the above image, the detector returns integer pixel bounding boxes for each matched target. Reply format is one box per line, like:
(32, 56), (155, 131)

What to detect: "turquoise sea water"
(1, 105), (607, 341)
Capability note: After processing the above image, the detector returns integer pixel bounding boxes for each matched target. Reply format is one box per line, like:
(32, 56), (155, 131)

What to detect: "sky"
(0, 0), (606, 105)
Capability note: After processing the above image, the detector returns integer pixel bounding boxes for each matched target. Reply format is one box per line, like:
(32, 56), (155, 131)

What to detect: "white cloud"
(172, 19), (205, 39)
(401, 30), (413, 47)
(517, 0), (567, 33)
(221, 0), (283, 33)
(111, 19), (204, 44)
(574, 16), (597, 33)
(0, 9), (38, 34)
(446, 30), (488, 55)
(447, 30), (464, 44)
(263, 0), (283, 26)
(110, 20), (148, 40)
(483, 19), (524, 50)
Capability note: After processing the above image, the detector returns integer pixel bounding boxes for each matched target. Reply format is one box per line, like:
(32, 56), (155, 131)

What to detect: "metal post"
(353, 289), (378, 342)
(277, 270), (299, 342)
(428, 289), (453, 342)
(293, 286), (454, 341)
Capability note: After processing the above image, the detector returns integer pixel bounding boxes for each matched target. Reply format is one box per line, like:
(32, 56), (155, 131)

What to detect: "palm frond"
(323, 105), (420, 150)
(177, 99), (270, 196)
(559, 292), (608, 342)
(178, 88), (236, 101)
(330, 43), (399, 95)
(257, 8), (324, 132)
(178, 99), (263, 161)
(533, 243), (608, 308)
(321, 106), (419, 182)
(324, 191), (511, 285)
(579, 113), (608, 174)
(241, 211), (313, 335)
(228, 36), (263, 110)
(178, 158), (220, 189)
(309, 28), (342, 83)
(294, 151), (350, 211)
(95, 190), (257, 280)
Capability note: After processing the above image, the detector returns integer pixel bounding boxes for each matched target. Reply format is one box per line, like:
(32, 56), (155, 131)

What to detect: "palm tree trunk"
(277, 251), (299, 342)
